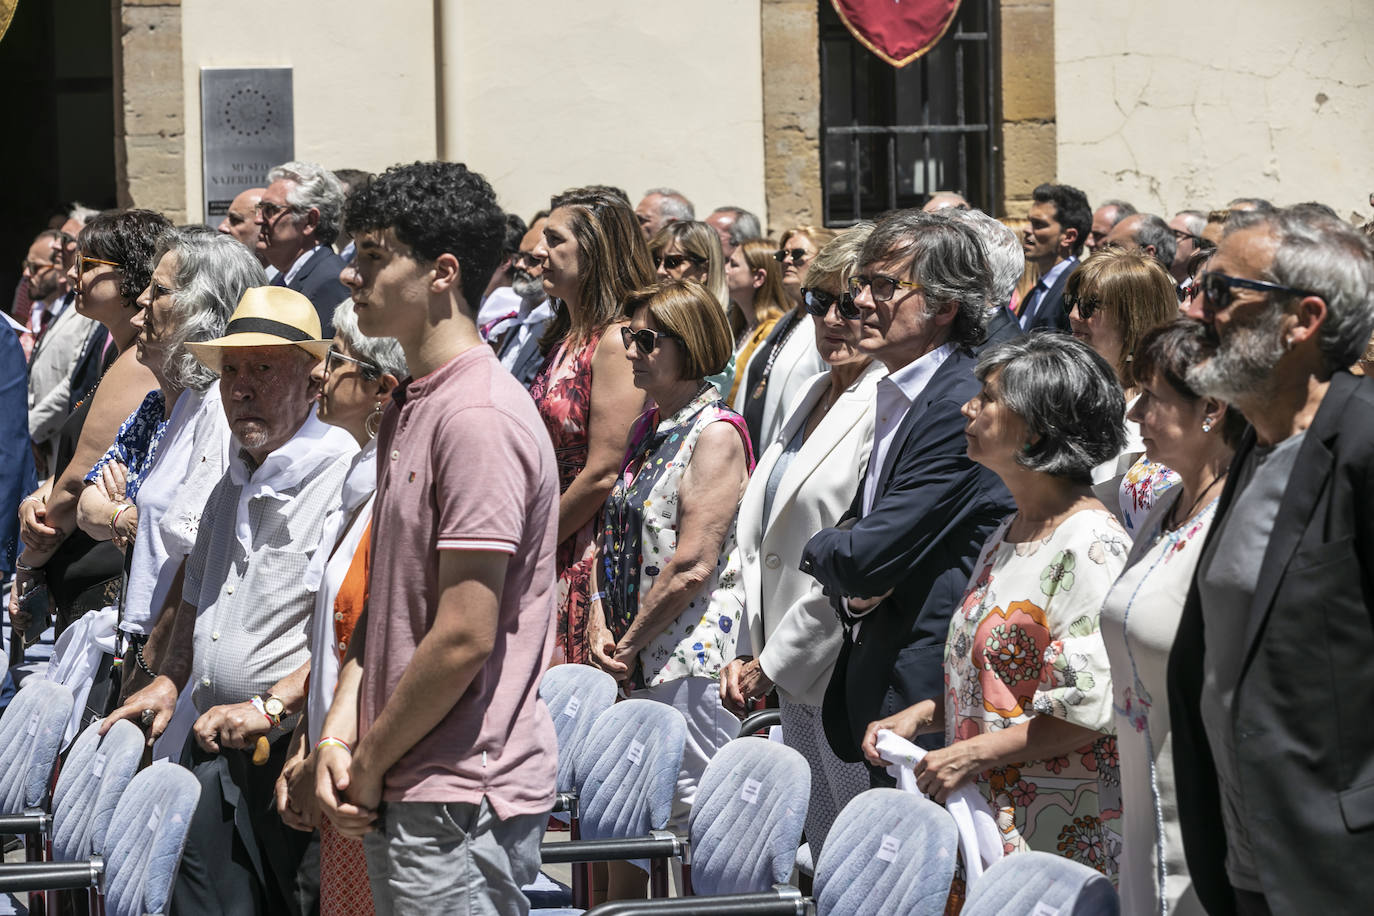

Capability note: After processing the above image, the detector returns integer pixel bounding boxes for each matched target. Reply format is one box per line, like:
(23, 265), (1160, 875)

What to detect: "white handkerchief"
(875, 729), (1003, 880)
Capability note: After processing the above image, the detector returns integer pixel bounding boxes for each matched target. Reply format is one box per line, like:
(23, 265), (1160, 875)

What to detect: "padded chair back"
(539, 664), (618, 793)
(573, 699), (686, 841)
(0, 677), (74, 813)
(102, 761), (202, 916)
(813, 788), (960, 916)
(87, 720), (146, 857)
(962, 850), (1119, 916)
(688, 737), (809, 896)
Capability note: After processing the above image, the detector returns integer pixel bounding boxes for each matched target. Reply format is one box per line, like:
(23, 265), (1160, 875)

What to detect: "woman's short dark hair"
(976, 333), (1127, 483)
(623, 279), (733, 380)
(1134, 319), (1247, 447)
(79, 209), (173, 304)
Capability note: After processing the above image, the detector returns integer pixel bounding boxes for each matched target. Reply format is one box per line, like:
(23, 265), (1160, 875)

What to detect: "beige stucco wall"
(179, 0), (439, 221)
(437, 1), (767, 226)
(1055, 0), (1374, 222)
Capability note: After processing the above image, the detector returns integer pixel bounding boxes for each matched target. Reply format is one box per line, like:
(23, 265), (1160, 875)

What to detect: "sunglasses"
(1200, 271), (1316, 313)
(76, 254), (121, 279)
(803, 288), (860, 320)
(774, 248), (810, 264)
(254, 201), (298, 222)
(620, 325), (679, 354)
(323, 347), (381, 380)
(654, 253), (704, 271)
(1063, 292), (1102, 320)
(847, 273), (922, 303)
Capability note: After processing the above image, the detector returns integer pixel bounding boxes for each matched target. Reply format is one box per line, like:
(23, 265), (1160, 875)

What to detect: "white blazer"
(733, 361), (885, 707)
(731, 310), (828, 450)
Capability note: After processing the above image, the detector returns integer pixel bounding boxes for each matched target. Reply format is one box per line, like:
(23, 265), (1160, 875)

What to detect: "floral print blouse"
(86, 389), (169, 503)
(1119, 455), (1181, 537)
(945, 508), (1130, 879)
(601, 386), (754, 688)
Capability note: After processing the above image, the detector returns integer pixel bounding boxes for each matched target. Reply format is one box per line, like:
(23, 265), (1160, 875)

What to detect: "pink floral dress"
(944, 508), (1130, 879)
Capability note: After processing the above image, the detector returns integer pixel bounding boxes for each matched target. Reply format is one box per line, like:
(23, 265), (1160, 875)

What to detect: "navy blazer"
(1, 325), (37, 572)
(1167, 371), (1374, 915)
(289, 246), (349, 336)
(800, 345), (1013, 761)
(1019, 257), (1076, 333)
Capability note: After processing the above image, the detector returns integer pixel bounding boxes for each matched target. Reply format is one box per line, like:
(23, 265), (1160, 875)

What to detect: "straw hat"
(187, 286), (333, 369)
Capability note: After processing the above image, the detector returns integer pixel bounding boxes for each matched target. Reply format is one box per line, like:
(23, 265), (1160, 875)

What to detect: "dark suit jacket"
(1019, 256), (1076, 333)
(1167, 371), (1374, 915)
(288, 246), (349, 335)
(66, 323), (114, 416)
(980, 306), (1024, 351)
(800, 346), (1014, 761)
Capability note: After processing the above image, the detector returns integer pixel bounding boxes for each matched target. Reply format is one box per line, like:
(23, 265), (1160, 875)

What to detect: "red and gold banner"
(831, 0), (964, 68)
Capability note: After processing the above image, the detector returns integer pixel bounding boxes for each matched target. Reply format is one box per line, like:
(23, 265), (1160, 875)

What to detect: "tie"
(1019, 280), (1048, 330)
(271, 272), (288, 287)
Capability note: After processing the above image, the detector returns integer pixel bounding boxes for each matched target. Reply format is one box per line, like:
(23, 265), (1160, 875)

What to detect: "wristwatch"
(250, 694), (286, 728)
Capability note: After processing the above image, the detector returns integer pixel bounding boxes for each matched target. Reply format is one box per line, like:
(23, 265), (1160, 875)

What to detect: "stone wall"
(999, 0), (1056, 219)
(760, 0), (823, 233)
(115, 0), (186, 221)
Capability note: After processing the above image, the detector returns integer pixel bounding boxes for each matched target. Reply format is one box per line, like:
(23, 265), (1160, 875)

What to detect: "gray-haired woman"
(76, 228), (265, 724)
(862, 334), (1131, 881)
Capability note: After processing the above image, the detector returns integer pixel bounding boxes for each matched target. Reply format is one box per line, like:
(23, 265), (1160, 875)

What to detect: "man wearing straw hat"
(107, 286), (356, 915)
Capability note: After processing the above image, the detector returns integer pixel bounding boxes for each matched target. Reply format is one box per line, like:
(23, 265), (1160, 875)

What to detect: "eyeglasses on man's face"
(847, 273), (922, 303)
(620, 325), (679, 354)
(254, 201), (299, 223)
(22, 258), (56, 275)
(1200, 271), (1315, 313)
(324, 347), (381, 379)
(803, 288), (860, 320)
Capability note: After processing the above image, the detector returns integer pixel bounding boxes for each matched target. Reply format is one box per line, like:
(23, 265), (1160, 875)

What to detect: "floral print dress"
(601, 386), (754, 688)
(945, 508), (1130, 879)
(530, 331), (604, 664)
(1119, 455), (1181, 537)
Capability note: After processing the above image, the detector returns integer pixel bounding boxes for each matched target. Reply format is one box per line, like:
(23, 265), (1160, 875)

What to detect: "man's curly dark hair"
(78, 209), (173, 304)
(343, 161), (506, 310)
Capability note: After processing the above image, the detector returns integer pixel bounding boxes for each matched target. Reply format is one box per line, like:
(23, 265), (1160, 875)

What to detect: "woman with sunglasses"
(529, 187), (654, 666)
(274, 299), (406, 916)
(1063, 247), (1181, 535)
(69, 229), (263, 734)
(719, 224), (881, 859)
(731, 225), (836, 448)
(10, 209), (169, 641)
(587, 279), (752, 901)
(649, 221), (734, 396)
(723, 238), (789, 402)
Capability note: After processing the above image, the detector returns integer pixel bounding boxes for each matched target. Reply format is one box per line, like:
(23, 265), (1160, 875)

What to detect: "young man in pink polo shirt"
(314, 161), (560, 915)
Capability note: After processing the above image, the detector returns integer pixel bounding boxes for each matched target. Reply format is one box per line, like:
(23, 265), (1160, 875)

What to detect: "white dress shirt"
(861, 343), (955, 514)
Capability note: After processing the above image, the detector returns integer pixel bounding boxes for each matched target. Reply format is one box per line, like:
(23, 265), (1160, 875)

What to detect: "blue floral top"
(86, 390), (169, 503)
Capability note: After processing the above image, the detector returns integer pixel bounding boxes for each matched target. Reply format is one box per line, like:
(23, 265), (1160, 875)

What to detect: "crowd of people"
(2, 159), (1373, 916)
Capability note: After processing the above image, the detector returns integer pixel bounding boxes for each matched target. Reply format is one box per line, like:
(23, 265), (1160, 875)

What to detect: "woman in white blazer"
(719, 224), (881, 857)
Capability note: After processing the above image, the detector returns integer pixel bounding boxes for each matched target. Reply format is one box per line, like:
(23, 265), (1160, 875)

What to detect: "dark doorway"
(0, 0), (116, 313)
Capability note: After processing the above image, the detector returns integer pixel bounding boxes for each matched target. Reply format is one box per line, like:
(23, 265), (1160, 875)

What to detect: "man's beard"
(511, 269), (546, 301)
(1186, 304), (1288, 404)
(30, 272), (60, 302)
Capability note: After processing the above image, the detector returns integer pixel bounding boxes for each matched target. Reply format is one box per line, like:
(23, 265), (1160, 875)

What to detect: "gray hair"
(1098, 199), (1137, 225)
(644, 187), (695, 222)
(805, 221), (875, 291)
(860, 209), (993, 349)
(269, 160), (345, 246)
(330, 300), (408, 381)
(944, 208), (1024, 310)
(977, 334), (1127, 483)
(1174, 209), (1207, 237)
(1227, 206), (1374, 373)
(711, 206), (762, 246)
(1133, 214), (1178, 271)
(153, 227), (268, 391)
(67, 203), (100, 226)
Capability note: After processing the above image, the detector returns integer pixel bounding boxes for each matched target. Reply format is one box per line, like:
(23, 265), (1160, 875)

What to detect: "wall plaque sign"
(200, 68), (293, 226)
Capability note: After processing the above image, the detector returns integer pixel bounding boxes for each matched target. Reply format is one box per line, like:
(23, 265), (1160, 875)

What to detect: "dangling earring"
(365, 402), (384, 440)
(1201, 416), (1215, 433)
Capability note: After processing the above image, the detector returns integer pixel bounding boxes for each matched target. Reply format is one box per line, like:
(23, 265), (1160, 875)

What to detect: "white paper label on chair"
(1031, 905), (1060, 916)
(876, 834), (901, 863)
(627, 739), (645, 766)
(92, 753), (107, 778)
(147, 804), (162, 833)
(740, 778), (762, 804)
(27, 711), (39, 736)
(562, 697), (582, 719)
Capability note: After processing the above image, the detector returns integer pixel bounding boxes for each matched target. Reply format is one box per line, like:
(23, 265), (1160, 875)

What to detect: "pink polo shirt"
(360, 344), (559, 818)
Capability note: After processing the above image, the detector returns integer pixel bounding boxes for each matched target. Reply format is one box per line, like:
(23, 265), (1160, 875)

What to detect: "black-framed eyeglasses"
(1200, 271), (1316, 313)
(654, 253), (705, 271)
(847, 273), (922, 303)
(803, 288), (860, 320)
(1171, 228), (1205, 245)
(774, 247), (810, 264)
(1063, 291), (1102, 320)
(511, 251), (543, 270)
(323, 347), (381, 380)
(76, 254), (121, 279)
(22, 259), (56, 274)
(620, 325), (679, 354)
(254, 201), (299, 222)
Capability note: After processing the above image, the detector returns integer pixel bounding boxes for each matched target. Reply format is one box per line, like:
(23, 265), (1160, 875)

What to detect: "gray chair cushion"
(87, 720), (145, 856)
(102, 761), (202, 916)
(539, 664), (618, 794)
(688, 737), (809, 896)
(573, 699), (686, 841)
(962, 850), (1119, 916)
(813, 788), (960, 916)
(49, 719), (102, 861)
(0, 678), (73, 813)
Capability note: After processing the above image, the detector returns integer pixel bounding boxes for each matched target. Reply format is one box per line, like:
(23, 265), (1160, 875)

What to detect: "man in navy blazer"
(257, 161), (350, 335)
(800, 211), (1013, 772)
(1016, 182), (1091, 333)
(1168, 206), (1374, 915)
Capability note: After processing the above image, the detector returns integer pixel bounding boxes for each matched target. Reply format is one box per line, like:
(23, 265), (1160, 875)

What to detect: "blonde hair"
(804, 222), (874, 290)
(1065, 247), (1178, 389)
(649, 221), (728, 309)
(733, 238), (789, 334)
(779, 225), (837, 254)
(623, 279), (733, 380)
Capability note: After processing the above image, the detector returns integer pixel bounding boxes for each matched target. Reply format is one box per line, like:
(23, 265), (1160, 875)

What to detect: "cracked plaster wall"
(1055, 0), (1373, 222)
